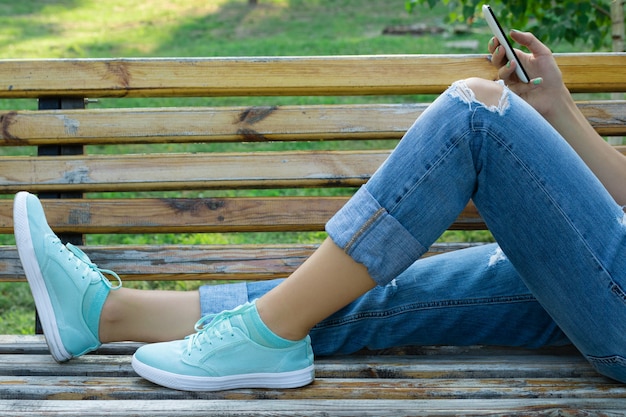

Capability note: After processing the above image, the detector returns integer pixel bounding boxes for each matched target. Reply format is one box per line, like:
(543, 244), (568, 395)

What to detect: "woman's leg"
(99, 288), (200, 343)
(201, 243), (570, 356)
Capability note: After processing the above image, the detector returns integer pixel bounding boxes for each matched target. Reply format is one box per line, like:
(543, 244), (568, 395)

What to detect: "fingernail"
(506, 61), (511, 68)
(489, 38), (494, 48)
(532, 78), (543, 85)
(495, 46), (500, 55)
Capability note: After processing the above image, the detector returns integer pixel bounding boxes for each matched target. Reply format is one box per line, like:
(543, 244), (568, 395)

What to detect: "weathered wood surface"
(4, 398), (626, 417)
(0, 338), (625, 416)
(0, 54), (625, 99)
(0, 151), (387, 193)
(0, 242), (485, 282)
(1, 101), (624, 146)
(0, 198), (485, 234)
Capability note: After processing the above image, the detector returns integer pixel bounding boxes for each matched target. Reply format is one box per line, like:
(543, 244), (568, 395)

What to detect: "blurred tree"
(406, 0), (625, 51)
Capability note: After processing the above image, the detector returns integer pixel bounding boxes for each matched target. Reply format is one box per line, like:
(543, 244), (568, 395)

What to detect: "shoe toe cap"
(133, 340), (207, 377)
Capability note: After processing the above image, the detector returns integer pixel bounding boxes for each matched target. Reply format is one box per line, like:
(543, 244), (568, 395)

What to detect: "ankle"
(98, 290), (124, 343)
(255, 298), (310, 341)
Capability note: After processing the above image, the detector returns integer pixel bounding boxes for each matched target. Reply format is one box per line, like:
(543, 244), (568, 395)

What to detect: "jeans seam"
(388, 133), (470, 216)
(477, 122), (613, 287)
(314, 294), (538, 328)
(344, 207), (386, 253)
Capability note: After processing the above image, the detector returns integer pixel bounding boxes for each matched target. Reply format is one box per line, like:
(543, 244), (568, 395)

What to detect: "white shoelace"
(56, 239), (122, 290)
(185, 305), (248, 355)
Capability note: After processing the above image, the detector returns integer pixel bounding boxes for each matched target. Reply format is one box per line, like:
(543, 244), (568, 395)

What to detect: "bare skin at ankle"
(98, 288), (200, 343)
(256, 238), (376, 341)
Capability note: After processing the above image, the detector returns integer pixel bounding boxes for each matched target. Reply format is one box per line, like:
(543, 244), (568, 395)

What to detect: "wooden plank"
(0, 243), (486, 281)
(1, 375), (624, 401)
(0, 335), (574, 357)
(0, 350), (595, 380)
(0, 244), (318, 282)
(0, 54), (624, 99)
(0, 197), (485, 234)
(0, 104), (422, 146)
(2, 398), (626, 417)
(0, 335), (142, 355)
(0, 197), (349, 233)
(0, 151), (387, 193)
(578, 100), (626, 136)
(1, 101), (624, 146)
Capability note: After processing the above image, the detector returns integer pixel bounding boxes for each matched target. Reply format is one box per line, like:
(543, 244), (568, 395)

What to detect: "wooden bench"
(0, 53), (625, 415)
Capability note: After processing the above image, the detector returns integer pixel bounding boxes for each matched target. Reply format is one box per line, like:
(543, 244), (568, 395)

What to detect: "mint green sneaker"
(13, 191), (122, 363)
(131, 301), (314, 391)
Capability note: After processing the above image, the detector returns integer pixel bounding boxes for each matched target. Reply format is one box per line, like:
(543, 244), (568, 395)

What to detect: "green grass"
(0, 0), (586, 333)
(0, 0), (479, 58)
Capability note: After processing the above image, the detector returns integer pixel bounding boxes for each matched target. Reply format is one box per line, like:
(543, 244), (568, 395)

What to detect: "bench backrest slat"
(0, 151), (389, 193)
(1, 54), (625, 98)
(0, 199), (484, 235)
(2, 101), (625, 146)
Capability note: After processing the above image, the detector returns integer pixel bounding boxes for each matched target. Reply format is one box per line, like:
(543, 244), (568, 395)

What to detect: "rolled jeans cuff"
(325, 186), (426, 286)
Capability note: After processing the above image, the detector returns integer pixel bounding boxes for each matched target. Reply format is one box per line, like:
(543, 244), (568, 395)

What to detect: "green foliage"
(0, 283), (35, 334)
(406, 0), (616, 50)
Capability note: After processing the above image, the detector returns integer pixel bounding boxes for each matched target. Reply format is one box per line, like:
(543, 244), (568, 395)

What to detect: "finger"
(491, 45), (508, 68)
(509, 30), (552, 57)
(498, 58), (518, 82)
(487, 36), (500, 53)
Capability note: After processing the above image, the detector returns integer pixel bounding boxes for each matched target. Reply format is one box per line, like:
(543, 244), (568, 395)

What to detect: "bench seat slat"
(0, 350), (597, 380)
(1, 54), (625, 99)
(2, 398), (626, 416)
(1, 101), (624, 146)
(2, 376), (624, 401)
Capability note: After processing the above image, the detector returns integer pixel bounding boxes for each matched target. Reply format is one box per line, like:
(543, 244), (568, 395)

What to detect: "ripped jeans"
(201, 80), (626, 383)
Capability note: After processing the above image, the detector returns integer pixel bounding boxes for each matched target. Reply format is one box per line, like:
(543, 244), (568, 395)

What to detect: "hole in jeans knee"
(449, 78), (509, 114)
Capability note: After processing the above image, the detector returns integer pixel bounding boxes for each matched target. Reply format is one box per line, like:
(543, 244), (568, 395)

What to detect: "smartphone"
(482, 5), (530, 83)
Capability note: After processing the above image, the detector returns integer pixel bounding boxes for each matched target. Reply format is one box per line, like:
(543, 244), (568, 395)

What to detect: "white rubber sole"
(13, 192), (72, 363)
(131, 355), (315, 392)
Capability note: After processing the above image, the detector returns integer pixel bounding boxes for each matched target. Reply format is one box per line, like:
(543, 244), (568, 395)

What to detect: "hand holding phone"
(482, 5), (530, 83)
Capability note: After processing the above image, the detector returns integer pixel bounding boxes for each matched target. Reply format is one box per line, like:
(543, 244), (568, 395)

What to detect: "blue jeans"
(201, 80), (626, 383)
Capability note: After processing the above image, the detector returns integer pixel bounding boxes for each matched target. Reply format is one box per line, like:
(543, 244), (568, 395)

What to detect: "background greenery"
(0, 0), (601, 334)
(408, 0), (623, 51)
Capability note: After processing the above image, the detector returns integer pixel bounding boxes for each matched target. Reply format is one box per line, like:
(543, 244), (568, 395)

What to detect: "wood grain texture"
(1, 54), (624, 99)
(0, 242), (486, 281)
(0, 338), (624, 416)
(1, 101), (624, 146)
